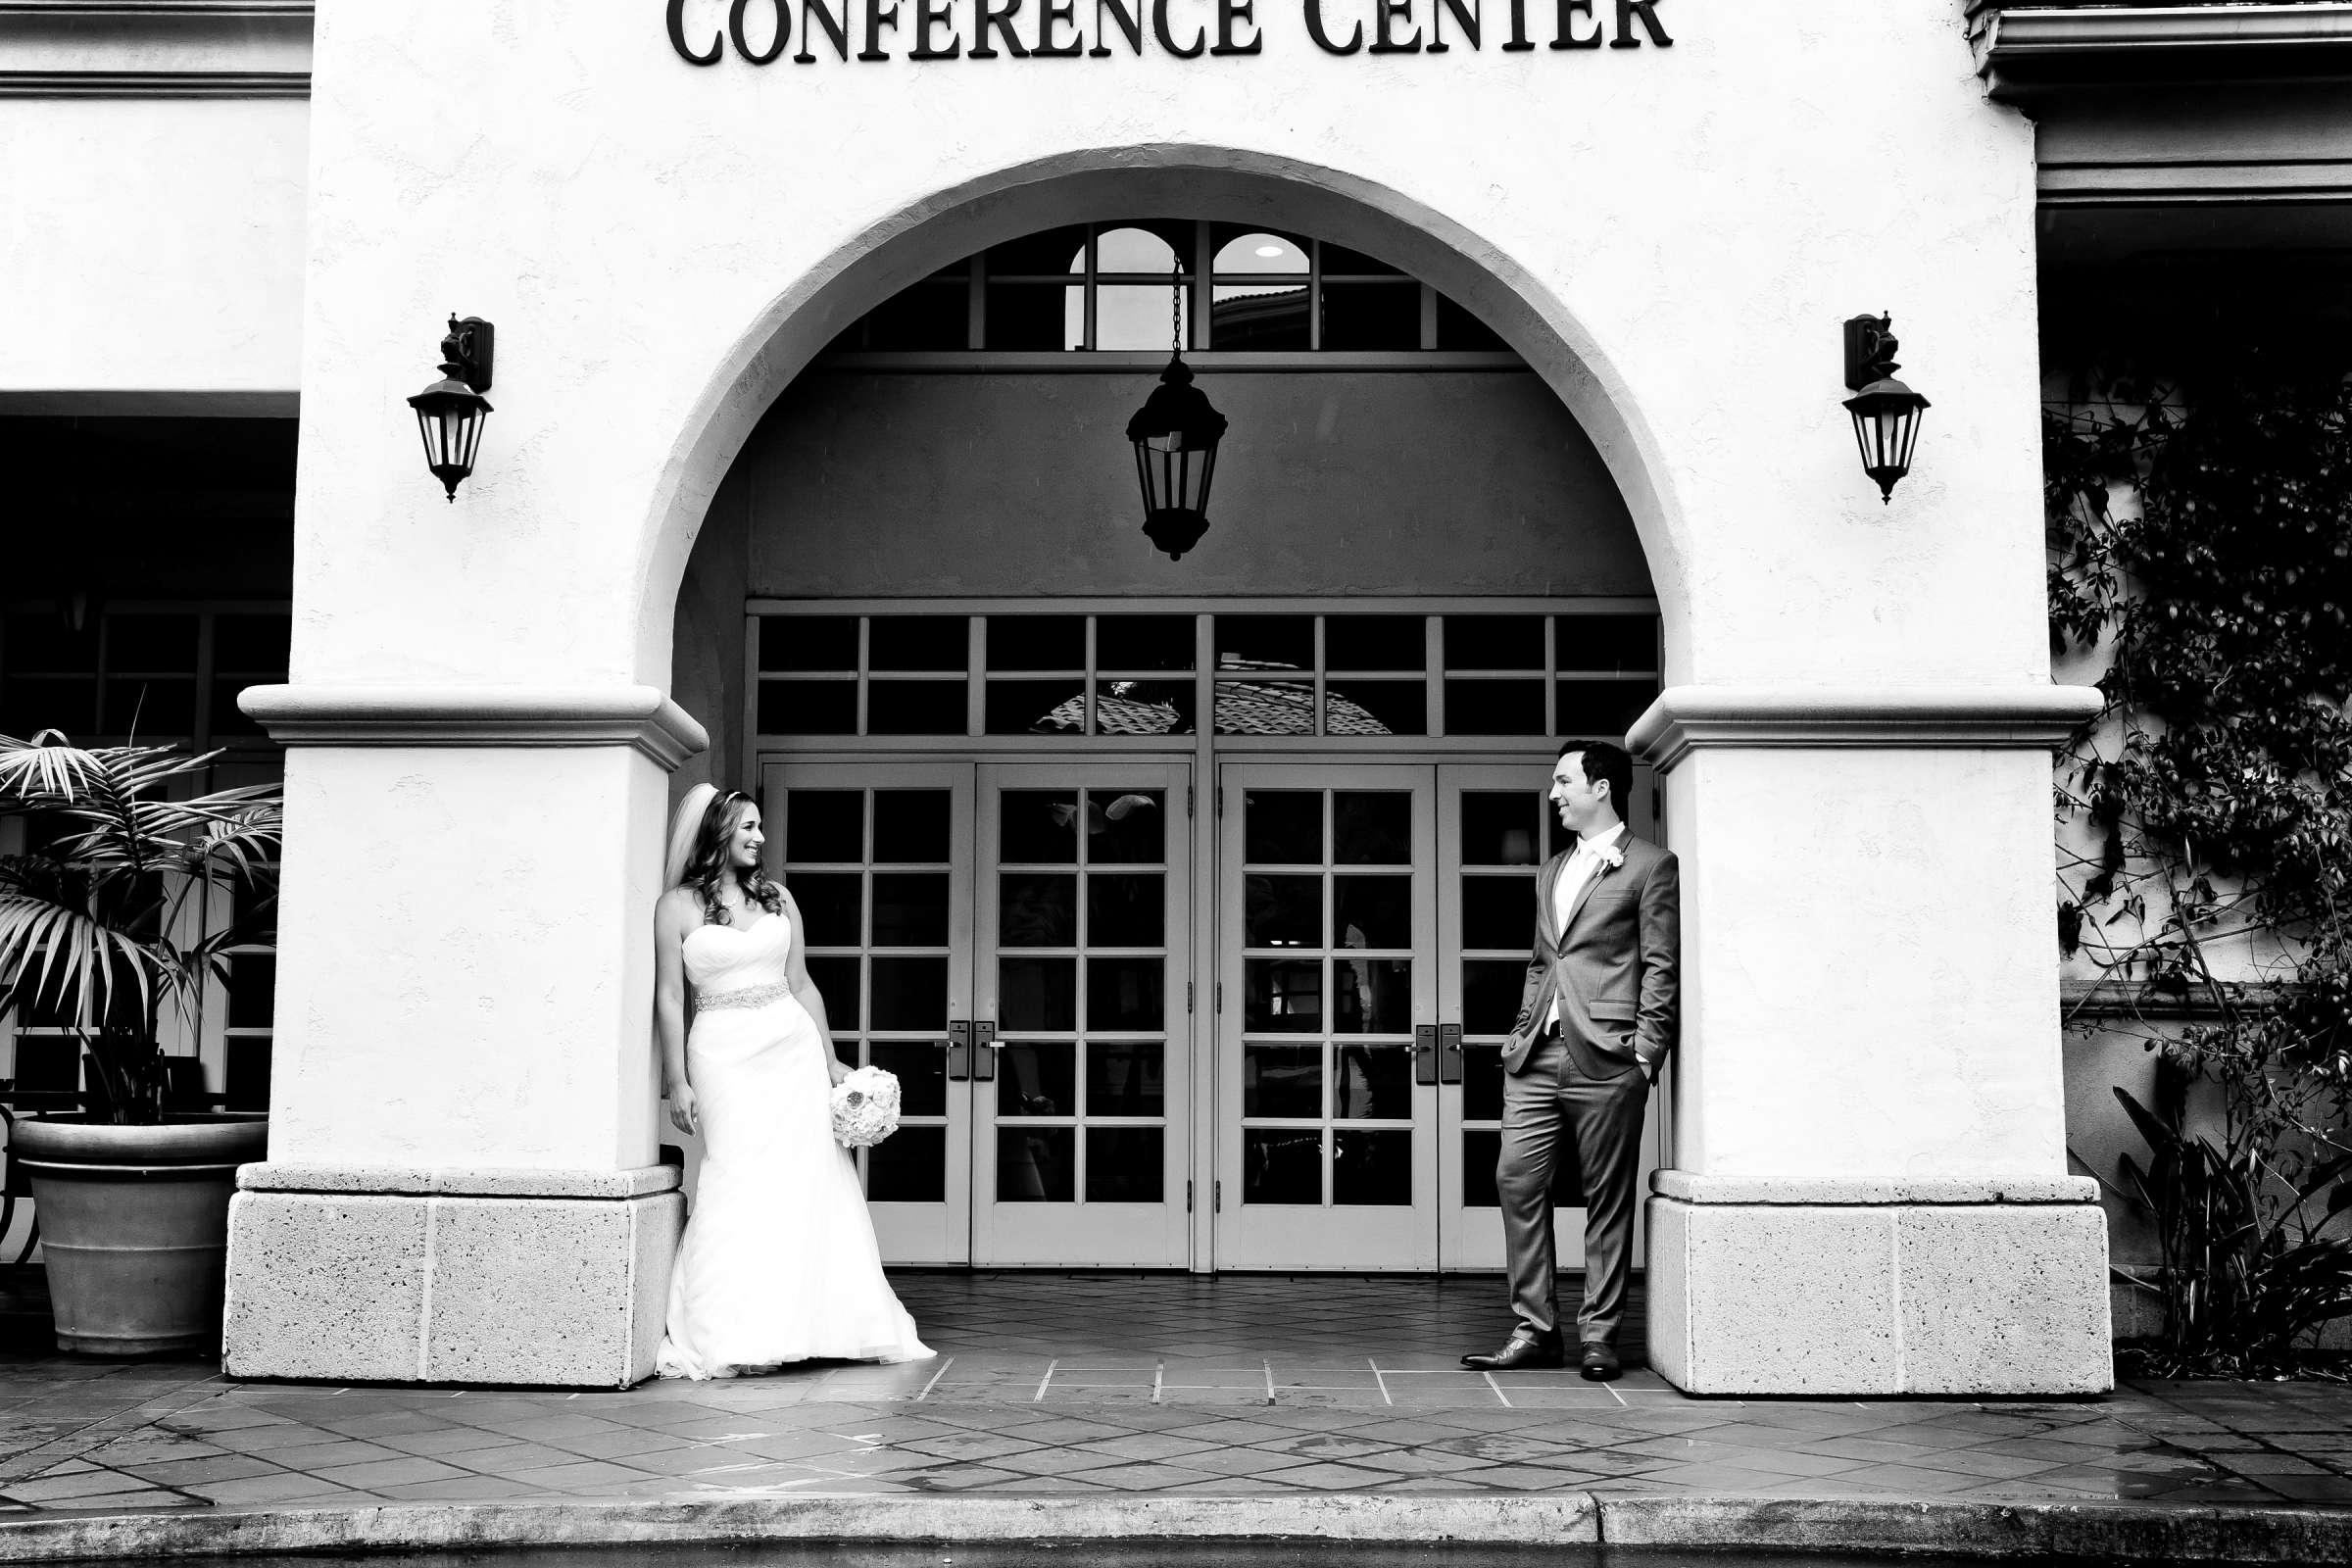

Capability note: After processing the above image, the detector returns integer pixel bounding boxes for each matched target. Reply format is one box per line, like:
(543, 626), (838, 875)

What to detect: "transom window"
(752, 607), (1660, 742)
(829, 220), (1510, 356)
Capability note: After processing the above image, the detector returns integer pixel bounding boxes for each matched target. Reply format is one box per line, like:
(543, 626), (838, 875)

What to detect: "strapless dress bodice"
(684, 909), (794, 995)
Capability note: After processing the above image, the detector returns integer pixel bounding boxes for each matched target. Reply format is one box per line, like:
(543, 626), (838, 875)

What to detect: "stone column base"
(223, 1164), (684, 1387)
(1644, 1172), (2112, 1396)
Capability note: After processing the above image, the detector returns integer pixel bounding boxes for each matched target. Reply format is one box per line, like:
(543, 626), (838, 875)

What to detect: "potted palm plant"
(0, 730), (280, 1354)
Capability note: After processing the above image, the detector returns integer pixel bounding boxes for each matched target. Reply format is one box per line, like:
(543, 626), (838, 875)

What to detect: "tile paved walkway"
(1, 1274), (2349, 1516)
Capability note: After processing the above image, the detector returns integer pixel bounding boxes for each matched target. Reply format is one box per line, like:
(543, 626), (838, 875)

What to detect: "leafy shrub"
(2114, 1073), (2352, 1376)
(0, 731), (279, 1124)
(2049, 364), (2352, 1374)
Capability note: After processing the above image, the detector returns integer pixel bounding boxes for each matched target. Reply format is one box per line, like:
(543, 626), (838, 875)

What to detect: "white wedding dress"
(656, 908), (932, 1377)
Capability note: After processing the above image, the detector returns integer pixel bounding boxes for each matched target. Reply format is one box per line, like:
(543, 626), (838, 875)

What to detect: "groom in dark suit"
(1462, 740), (1680, 1381)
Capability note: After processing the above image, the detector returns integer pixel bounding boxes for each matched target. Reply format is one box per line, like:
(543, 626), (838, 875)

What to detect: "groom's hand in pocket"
(667, 1081), (701, 1136)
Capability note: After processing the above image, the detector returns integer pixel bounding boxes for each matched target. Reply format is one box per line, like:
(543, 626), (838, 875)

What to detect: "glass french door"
(1213, 762), (1663, 1271)
(764, 761), (976, 1263)
(973, 764), (1192, 1265)
(760, 759), (1192, 1269)
(1214, 765), (1438, 1268)
(1436, 763), (1666, 1273)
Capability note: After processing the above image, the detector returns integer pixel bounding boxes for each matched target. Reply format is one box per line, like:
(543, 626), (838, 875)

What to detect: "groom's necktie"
(1545, 844), (1599, 1031)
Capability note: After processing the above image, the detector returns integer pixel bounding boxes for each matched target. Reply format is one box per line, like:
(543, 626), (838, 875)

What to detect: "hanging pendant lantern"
(1125, 262), (1227, 560)
(407, 315), (495, 503)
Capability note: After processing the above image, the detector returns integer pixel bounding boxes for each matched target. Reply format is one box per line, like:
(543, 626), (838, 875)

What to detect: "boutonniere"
(1592, 843), (1626, 873)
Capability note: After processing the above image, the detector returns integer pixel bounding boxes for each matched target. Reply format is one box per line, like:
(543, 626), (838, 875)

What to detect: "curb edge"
(0, 1493), (2346, 1563)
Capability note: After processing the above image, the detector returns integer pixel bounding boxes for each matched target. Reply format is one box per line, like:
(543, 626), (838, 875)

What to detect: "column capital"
(1628, 684), (2102, 773)
(239, 684), (710, 771)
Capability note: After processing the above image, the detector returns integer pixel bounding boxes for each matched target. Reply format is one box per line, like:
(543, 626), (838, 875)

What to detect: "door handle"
(1439, 1023), (1464, 1085)
(948, 1020), (973, 1081)
(973, 1021), (998, 1082)
(1414, 1024), (1439, 1087)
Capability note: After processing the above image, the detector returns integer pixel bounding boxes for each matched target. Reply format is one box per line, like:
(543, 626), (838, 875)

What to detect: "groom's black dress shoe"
(1461, 1331), (1565, 1371)
(1579, 1341), (1622, 1382)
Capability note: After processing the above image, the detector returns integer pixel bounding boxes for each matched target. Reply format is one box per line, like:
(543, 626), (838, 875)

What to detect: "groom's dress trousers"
(1496, 830), (1680, 1345)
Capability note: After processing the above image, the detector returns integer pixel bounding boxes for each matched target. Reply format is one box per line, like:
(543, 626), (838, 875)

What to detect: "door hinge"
(1187, 784), (1195, 817)
(1216, 786), (1225, 817)
(1187, 1179), (1195, 1212)
(1214, 1180), (1223, 1212)
(1215, 981), (1223, 1013)
(1187, 980), (1195, 1013)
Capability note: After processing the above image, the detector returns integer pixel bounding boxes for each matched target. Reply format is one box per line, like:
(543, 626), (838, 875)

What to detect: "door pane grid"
(784, 786), (954, 1203)
(1239, 788), (1416, 1209)
(1455, 789), (1550, 1209)
(770, 758), (1647, 1272)
(994, 787), (1169, 1206)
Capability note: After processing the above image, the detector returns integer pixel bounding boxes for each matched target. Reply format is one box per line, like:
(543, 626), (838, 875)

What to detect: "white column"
(1636, 686), (2114, 1396)
(221, 686), (704, 1387)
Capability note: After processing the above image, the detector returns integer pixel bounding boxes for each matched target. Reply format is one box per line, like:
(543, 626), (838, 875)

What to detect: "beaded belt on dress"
(697, 980), (792, 1011)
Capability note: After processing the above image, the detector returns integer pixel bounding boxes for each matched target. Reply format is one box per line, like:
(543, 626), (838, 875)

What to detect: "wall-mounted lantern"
(1842, 314), (1929, 504)
(407, 316), (495, 502)
(1124, 266), (1227, 560)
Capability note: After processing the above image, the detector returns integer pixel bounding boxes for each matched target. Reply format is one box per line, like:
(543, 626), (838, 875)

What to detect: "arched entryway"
(628, 147), (1690, 691)
(661, 184), (1670, 1276)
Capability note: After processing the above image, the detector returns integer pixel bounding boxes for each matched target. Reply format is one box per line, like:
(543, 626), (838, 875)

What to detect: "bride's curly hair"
(682, 790), (784, 926)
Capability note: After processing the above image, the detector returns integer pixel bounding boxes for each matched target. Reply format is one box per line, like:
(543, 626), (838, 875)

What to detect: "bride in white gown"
(653, 783), (932, 1377)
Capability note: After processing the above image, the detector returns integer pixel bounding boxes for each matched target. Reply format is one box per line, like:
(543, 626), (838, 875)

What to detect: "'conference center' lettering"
(667, 0), (1673, 65)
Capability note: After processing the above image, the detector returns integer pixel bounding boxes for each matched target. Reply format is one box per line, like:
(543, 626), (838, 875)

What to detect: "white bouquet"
(829, 1065), (902, 1150)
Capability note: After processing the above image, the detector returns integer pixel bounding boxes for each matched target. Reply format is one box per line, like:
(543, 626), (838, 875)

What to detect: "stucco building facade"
(8, 1), (2345, 1393)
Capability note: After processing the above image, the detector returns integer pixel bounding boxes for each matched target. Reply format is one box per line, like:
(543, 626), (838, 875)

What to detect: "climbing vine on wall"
(2047, 363), (2352, 1372)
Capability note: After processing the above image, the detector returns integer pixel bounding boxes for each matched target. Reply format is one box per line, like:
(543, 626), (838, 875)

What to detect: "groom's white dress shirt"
(1545, 822), (1628, 1032)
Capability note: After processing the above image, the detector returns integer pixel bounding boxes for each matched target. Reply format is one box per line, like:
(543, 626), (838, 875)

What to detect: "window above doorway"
(750, 605), (1659, 746)
(828, 221), (1513, 359)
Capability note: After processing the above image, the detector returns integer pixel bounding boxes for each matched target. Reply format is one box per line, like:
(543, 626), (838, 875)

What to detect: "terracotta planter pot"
(12, 1115), (268, 1355)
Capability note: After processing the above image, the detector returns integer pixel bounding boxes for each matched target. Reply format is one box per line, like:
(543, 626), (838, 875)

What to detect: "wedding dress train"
(656, 908), (931, 1378)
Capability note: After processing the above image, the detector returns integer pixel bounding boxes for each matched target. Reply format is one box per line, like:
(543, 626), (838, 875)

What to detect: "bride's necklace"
(712, 880), (761, 928)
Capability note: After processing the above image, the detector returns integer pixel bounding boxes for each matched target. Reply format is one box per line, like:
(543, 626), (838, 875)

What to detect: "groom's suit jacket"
(1500, 833), (1680, 1077)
